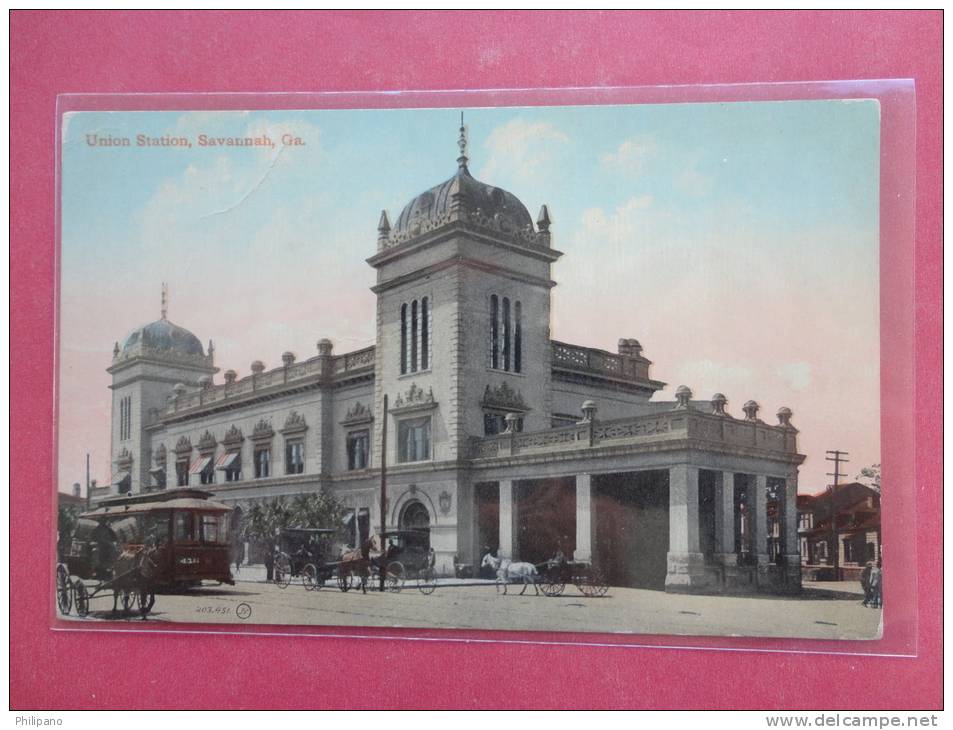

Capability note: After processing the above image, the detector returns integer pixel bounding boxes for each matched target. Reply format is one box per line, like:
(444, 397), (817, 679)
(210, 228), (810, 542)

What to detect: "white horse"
(481, 553), (539, 596)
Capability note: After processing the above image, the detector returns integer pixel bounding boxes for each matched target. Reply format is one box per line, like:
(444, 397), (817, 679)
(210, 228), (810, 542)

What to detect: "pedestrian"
(263, 540), (275, 582)
(869, 559), (883, 608)
(860, 560), (873, 607)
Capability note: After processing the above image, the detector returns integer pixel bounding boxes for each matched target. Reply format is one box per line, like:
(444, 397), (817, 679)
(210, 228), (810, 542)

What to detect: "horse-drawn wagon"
(481, 552), (609, 597)
(56, 488), (234, 619)
(335, 529), (437, 594)
(272, 527), (339, 590)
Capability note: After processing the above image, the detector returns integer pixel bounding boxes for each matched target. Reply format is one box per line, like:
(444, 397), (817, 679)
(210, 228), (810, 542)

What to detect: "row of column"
(495, 467), (799, 568)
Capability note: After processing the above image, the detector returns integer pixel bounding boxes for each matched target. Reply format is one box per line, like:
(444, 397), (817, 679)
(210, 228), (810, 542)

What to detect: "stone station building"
(96, 124), (805, 594)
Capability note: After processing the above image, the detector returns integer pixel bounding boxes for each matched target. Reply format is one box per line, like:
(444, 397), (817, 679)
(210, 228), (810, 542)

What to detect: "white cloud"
(672, 359), (755, 400)
(777, 361), (813, 392)
(478, 118), (569, 183)
(600, 135), (659, 175)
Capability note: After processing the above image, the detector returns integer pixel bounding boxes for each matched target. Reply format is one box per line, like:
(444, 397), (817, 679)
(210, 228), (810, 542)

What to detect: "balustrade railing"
(551, 341), (650, 382)
(469, 410), (797, 459)
(162, 346), (375, 417)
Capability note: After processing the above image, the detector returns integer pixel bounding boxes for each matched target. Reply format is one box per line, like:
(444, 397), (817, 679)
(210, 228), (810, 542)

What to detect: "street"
(59, 571), (883, 640)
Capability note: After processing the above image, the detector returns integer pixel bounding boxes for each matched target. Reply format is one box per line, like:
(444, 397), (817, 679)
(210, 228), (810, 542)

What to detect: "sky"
(58, 100), (881, 495)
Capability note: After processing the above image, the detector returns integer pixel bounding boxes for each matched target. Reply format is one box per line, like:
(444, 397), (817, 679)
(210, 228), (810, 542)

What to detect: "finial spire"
(160, 282), (168, 320)
(457, 111), (468, 171)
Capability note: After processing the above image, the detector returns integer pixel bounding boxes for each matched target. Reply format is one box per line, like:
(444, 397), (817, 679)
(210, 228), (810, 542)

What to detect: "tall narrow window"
(514, 301), (522, 373)
(502, 297), (511, 371)
(490, 295), (499, 369)
(420, 297), (429, 370)
(400, 303), (408, 375)
(254, 446), (271, 479)
(285, 440), (304, 475)
(410, 300), (418, 372)
(397, 417), (431, 463)
(119, 396), (132, 441)
(347, 430), (370, 470)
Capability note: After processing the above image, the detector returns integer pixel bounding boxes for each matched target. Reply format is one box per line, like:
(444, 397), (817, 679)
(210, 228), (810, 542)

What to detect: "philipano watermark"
(766, 715), (940, 728)
(15, 718), (63, 727)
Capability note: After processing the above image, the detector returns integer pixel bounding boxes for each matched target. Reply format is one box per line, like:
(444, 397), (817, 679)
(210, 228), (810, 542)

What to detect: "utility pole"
(379, 394), (388, 593)
(85, 453), (91, 512)
(825, 450), (849, 581)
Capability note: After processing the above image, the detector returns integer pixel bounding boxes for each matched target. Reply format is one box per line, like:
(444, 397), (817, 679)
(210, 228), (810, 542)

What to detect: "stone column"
(781, 474), (802, 591)
(665, 465), (707, 590)
(752, 474), (769, 565)
(713, 471), (737, 565)
(498, 479), (516, 560)
(574, 473), (593, 562)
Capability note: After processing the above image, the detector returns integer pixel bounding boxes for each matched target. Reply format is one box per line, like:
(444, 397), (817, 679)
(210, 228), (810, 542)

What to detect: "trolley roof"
(81, 497), (232, 518)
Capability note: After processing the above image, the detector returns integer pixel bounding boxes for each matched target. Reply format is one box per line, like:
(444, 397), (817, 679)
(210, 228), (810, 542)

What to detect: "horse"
(481, 552), (539, 596)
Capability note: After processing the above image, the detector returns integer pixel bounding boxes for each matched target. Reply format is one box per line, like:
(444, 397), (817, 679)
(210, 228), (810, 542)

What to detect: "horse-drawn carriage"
(336, 529), (437, 594)
(481, 552), (609, 597)
(272, 527), (339, 590)
(537, 557), (609, 598)
(56, 489), (234, 618)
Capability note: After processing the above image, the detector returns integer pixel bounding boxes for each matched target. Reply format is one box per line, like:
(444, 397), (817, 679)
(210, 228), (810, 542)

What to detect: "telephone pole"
(379, 394), (388, 593)
(825, 450), (849, 581)
(85, 452), (91, 512)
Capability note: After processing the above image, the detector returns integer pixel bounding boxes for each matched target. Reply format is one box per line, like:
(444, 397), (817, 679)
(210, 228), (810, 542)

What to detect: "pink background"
(11, 11), (942, 709)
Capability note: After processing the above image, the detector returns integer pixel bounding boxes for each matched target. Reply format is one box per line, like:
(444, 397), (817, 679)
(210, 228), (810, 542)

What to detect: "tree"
(856, 463), (881, 492)
(241, 490), (345, 546)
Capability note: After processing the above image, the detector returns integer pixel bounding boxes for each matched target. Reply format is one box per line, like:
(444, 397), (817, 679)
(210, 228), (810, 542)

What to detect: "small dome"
(120, 318), (205, 359)
(393, 167), (534, 238)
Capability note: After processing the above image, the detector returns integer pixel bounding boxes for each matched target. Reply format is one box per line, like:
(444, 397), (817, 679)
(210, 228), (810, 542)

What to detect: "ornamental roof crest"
(481, 381), (528, 412)
(197, 430), (217, 452)
(281, 410), (308, 434)
(223, 425), (244, 446)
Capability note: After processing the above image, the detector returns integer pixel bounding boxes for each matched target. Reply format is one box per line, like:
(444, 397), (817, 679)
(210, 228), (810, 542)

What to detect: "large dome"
(119, 318), (205, 358)
(393, 166), (535, 238)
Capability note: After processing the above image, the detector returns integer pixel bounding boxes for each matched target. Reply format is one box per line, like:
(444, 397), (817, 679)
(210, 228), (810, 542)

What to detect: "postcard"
(56, 100), (883, 639)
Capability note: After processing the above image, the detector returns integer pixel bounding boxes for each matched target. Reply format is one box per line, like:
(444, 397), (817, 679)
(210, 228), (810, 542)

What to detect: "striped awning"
(215, 451), (241, 470)
(189, 456), (212, 475)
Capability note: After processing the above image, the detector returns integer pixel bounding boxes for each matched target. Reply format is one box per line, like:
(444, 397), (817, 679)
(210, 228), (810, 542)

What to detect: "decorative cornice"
(341, 401), (374, 426)
(114, 447), (133, 469)
(481, 382), (528, 412)
(370, 254), (557, 295)
(197, 429), (217, 453)
(251, 418), (274, 442)
(280, 410), (308, 435)
(223, 425), (244, 447)
(174, 436), (192, 455)
(390, 383), (437, 415)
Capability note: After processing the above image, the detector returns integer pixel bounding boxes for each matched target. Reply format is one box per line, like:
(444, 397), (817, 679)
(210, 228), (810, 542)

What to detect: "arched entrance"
(398, 500), (431, 551)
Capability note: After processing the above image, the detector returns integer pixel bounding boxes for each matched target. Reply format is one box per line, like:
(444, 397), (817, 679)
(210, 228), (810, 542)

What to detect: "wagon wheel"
(337, 568), (351, 593)
(274, 554), (292, 589)
(539, 568), (566, 598)
(577, 566), (609, 598)
(56, 564), (72, 615)
(385, 561), (404, 592)
(302, 563), (320, 591)
(73, 580), (90, 617)
(416, 567), (437, 595)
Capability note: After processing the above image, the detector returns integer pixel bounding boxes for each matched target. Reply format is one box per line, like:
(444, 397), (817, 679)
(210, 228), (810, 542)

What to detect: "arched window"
(400, 303), (408, 375)
(421, 297), (429, 370)
(489, 294), (522, 373)
(514, 301), (522, 373)
(399, 297), (431, 374)
(410, 300), (419, 372)
(490, 295), (499, 369)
